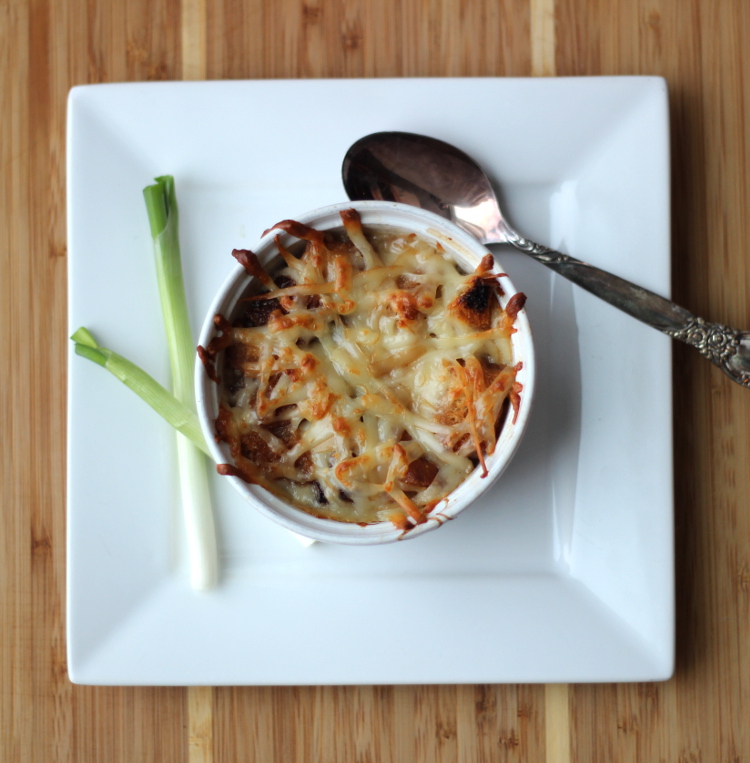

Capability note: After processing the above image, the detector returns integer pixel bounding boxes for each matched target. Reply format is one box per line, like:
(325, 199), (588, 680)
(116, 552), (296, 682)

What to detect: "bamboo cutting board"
(3, 0), (750, 760)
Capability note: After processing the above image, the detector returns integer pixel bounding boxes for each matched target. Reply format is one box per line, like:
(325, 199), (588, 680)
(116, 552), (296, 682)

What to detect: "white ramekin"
(195, 201), (535, 544)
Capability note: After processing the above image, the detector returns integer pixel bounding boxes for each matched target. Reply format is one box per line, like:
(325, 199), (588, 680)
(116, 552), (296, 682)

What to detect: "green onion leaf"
(70, 328), (210, 456)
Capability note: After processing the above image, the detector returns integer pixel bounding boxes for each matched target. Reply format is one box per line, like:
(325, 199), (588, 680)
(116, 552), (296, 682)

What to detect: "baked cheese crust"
(199, 209), (525, 530)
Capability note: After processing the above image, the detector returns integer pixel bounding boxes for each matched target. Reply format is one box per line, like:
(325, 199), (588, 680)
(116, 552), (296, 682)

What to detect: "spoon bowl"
(343, 131), (750, 388)
(342, 132), (505, 243)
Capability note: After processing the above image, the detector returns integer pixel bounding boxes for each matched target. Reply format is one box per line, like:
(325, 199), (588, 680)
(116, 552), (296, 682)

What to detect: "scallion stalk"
(70, 327), (210, 456)
(143, 175), (218, 590)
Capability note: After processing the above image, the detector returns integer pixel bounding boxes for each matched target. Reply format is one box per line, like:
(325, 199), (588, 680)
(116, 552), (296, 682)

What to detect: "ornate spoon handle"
(503, 232), (750, 388)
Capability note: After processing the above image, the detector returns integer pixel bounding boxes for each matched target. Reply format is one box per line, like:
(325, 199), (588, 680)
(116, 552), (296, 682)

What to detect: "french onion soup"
(198, 208), (525, 531)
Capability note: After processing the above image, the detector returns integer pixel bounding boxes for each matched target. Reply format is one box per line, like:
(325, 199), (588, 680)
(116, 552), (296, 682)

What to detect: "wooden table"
(3, 0), (749, 759)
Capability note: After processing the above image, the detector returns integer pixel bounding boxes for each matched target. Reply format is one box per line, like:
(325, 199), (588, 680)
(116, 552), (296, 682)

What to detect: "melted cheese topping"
(204, 210), (524, 529)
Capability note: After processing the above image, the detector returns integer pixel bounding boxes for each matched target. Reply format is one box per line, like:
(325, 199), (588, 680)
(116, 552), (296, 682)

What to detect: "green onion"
(143, 175), (218, 590)
(70, 327), (210, 456)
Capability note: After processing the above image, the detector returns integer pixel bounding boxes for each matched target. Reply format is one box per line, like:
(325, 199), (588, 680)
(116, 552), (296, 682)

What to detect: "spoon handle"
(509, 239), (750, 388)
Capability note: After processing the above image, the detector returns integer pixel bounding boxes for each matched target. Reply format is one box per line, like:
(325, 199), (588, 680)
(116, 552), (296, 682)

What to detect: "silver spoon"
(342, 131), (750, 389)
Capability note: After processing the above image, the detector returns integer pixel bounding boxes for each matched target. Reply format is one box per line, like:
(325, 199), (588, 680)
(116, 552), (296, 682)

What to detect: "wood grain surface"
(2, 0), (749, 760)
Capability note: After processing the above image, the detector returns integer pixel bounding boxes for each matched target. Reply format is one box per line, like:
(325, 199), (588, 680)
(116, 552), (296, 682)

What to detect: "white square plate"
(67, 77), (673, 684)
